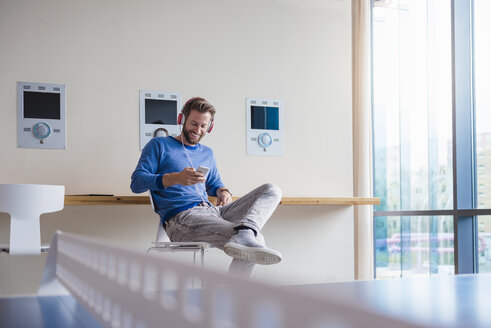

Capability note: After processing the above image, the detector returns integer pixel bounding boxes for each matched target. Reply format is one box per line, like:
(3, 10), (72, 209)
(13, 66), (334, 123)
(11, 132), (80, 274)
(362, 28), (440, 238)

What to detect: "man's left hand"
(216, 187), (232, 206)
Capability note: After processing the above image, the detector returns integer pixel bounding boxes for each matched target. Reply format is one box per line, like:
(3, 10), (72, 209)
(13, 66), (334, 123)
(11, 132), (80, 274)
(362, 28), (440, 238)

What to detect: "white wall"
(0, 0), (354, 295)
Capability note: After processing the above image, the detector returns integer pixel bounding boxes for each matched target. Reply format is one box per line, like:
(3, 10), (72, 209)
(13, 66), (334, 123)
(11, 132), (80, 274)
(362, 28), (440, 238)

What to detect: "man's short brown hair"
(182, 97), (216, 120)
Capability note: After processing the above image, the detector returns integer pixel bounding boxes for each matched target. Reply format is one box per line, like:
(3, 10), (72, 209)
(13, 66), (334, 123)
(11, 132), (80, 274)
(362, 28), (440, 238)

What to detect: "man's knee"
(262, 183), (282, 200)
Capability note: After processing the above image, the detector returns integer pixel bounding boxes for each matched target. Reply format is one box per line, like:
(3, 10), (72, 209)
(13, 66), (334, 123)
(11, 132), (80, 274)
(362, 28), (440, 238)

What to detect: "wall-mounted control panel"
(140, 90), (181, 150)
(246, 97), (283, 156)
(17, 81), (66, 149)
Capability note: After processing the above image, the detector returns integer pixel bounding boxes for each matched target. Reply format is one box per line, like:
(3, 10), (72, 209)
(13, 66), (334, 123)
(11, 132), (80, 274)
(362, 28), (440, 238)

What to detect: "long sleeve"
(130, 139), (164, 193)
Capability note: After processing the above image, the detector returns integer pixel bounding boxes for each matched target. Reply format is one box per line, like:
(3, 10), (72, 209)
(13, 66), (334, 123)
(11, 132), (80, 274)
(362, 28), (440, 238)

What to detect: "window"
(372, 0), (453, 278)
(376, 216), (454, 277)
(478, 216), (491, 272)
(372, 0), (491, 277)
(475, 0), (491, 273)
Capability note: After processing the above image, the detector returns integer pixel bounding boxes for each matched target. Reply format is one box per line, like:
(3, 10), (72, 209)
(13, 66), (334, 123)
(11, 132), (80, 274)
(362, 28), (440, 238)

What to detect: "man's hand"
(163, 167), (206, 187)
(216, 187), (232, 206)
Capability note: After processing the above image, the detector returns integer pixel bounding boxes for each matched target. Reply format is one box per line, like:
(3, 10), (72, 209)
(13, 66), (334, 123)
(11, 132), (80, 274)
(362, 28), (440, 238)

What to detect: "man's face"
(182, 110), (212, 145)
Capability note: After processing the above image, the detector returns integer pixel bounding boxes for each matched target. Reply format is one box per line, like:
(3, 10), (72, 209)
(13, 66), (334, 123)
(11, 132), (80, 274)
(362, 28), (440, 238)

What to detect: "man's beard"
(183, 127), (204, 145)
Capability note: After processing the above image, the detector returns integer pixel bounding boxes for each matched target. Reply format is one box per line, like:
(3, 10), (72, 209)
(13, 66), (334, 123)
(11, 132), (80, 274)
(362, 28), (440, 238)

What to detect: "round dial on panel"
(33, 122), (51, 139)
(258, 132), (273, 149)
(154, 128), (169, 137)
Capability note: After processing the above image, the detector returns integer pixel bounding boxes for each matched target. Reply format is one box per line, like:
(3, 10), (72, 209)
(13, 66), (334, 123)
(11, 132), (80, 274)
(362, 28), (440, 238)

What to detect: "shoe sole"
(223, 242), (282, 265)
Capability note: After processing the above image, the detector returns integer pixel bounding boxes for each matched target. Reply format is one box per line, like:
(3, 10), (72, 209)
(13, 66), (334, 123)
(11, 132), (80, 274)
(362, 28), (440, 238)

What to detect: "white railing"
(39, 231), (425, 328)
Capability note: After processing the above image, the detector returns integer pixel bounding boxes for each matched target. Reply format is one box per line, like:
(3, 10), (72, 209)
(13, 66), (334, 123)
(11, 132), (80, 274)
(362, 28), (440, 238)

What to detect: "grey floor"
(289, 273), (491, 328)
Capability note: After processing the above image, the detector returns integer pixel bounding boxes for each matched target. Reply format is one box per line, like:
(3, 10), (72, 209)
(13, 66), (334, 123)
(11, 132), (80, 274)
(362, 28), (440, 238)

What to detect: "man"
(130, 97), (282, 277)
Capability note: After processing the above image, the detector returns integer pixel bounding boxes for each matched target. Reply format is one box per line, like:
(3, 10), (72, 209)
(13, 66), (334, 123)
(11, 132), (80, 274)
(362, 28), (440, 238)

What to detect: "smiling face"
(181, 109), (212, 146)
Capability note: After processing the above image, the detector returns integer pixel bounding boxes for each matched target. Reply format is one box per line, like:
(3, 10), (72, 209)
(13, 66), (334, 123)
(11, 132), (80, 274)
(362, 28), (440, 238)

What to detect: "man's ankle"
(234, 225), (257, 236)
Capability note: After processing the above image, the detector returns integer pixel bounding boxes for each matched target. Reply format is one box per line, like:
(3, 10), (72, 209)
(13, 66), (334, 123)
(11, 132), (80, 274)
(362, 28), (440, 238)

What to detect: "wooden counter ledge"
(65, 195), (380, 206)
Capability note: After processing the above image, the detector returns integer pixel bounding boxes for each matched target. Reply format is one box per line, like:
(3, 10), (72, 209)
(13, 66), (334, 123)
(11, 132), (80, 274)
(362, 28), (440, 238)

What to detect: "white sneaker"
(224, 230), (282, 265)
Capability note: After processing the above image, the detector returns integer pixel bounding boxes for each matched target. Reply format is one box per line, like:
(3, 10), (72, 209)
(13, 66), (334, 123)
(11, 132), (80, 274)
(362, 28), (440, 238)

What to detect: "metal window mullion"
(375, 208), (491, 217)
(452, 0), (477, 274)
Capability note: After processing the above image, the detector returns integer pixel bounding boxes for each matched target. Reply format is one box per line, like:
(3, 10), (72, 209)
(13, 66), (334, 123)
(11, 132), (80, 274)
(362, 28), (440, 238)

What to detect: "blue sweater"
(130, 136), (224, 222)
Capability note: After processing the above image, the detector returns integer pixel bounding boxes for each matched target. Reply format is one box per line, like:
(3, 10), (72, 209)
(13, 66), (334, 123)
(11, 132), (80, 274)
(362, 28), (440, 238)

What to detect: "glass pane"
(375, 216), (401, 278)
(478, 216), (491, 273)
(474, 0), (491, 209)
(375, 216), (454, 278)
(372, 0), (453, 212)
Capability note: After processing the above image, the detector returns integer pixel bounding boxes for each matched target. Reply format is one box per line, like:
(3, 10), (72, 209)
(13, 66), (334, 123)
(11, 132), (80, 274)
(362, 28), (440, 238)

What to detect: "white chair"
(146, 191), (213, 267)
(0, 184), (65, 255)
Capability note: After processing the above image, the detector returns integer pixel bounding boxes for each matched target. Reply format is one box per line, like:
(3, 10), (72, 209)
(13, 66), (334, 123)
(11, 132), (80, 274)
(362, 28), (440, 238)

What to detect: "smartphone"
(197, 166), (209, 178)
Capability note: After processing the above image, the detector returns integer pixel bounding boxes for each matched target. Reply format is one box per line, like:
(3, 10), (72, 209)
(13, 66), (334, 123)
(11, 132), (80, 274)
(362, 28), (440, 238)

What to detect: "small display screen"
(23, 91), (61, 120)
(251, 106), (279, 130)
(145, 99), (178, 125)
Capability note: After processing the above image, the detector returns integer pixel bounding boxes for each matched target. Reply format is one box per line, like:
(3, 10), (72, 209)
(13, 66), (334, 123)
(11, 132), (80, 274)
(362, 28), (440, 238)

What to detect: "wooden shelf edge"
(65, 195), (380, 206)
(280, 197), (380, 205)
(65, 195), (150, 205)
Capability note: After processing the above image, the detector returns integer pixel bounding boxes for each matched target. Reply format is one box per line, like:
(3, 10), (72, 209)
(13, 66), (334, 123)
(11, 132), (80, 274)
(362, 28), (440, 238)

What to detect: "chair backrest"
(0, 184), (65, 255)
(0, 184), (64, 215)
(148, 191), (171, 243)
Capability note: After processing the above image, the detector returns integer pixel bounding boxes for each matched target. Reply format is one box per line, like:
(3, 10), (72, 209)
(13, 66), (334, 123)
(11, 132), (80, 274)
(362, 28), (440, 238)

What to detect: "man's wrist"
(162, 173), (177, 188)
(218, 187), (232, 197)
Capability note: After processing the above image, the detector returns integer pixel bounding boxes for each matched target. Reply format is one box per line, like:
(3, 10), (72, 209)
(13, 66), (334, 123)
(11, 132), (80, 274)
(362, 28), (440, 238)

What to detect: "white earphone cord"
(179, 125), (207, 204)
